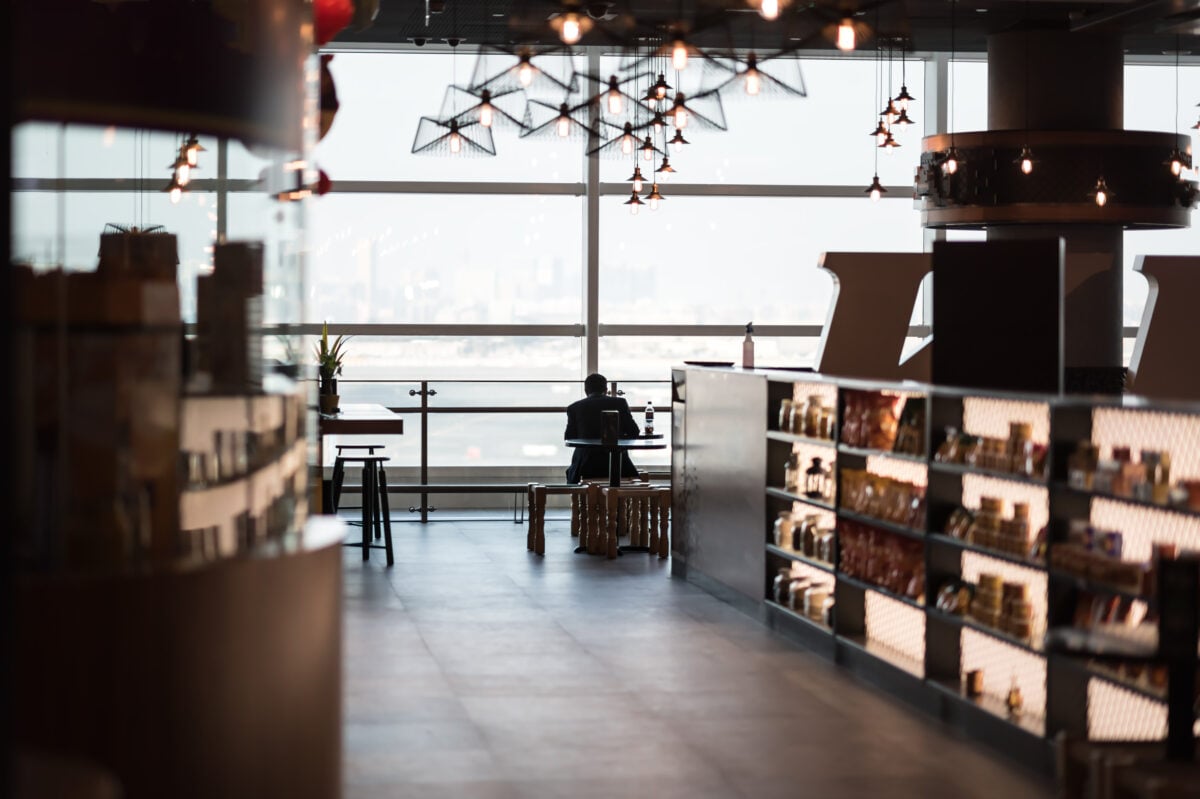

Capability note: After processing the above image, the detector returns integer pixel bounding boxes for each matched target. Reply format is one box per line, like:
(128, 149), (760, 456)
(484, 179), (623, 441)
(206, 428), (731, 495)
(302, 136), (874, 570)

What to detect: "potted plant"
(314, 321), (349, 415)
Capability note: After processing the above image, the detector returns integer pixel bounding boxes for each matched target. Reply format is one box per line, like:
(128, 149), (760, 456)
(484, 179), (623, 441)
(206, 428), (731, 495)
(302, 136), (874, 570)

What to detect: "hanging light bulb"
(671, 93), (689, 129)
(943, 148), (960, 174)
(655, 156), (676, 180)
(745, 68), (762, 96)
(641, 135), (656, 161)
(449, 130), (463, 153)
(184, 135), (205, 167)
(669, 130), (689, 152)
(880, 131), (900, 154)
(892, 109), (913, 131)
(1017, 145), (1034, 175)
(880, 97), (900, 123)
(624, 189), (644, 215)
(628, 165), (645, 193)
(620, 122), (636, 155)
(671, 40), (689, 71)
(837, 18), (856, 51)
(647, 183), (664, 210)
(1092, 176), (1110, 207)
(478, 90), (495, 128)
(1167, 149), (1185, 177)
(606, 76), (623, 115)
(553, 10), (592, 45)
(516, 57), (535, 88)
(865, 174), (886, 202)
(759, 0), (780, 19)
(894, 85), (915, 112)
(556, 103), (572, 137)
(654, 73), (671, 100)
(163, 174), (184, 204)
(651, 112), (666, 134)
(870, 119), (889, 145)
(174, 159), (191, 187)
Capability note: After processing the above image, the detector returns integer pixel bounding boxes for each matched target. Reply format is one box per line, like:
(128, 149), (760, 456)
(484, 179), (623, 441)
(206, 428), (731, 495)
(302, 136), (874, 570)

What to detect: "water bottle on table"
(644, 401), (655, 436)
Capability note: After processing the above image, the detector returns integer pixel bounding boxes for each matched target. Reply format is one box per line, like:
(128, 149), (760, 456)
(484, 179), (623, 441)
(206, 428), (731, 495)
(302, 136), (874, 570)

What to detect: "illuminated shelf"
(928, 678), (1047, 739)
(930, 460), (1048, 488)
(766, 487), (836, 513)
(765, 599), (833, 636)
(927, 607), (1045, 655)
(1057, 484), (1200, 522)
(767, 430), (836, 448)
(841, 633), (925, 680)
(838, 573), (925, 611)
(837, 443), (927, 464)
(836, 509), (925, 542)
(1051, 653), (1167, 704)
(766, 543), (834, 573)
(927, 533), (1046, 571)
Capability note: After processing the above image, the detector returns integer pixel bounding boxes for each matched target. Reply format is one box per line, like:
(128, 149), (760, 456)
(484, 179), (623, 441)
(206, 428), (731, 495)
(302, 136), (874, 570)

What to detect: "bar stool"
(526, 483), (595, 556)
(330, 443), (384, 513)
(337, 453), (394, 566)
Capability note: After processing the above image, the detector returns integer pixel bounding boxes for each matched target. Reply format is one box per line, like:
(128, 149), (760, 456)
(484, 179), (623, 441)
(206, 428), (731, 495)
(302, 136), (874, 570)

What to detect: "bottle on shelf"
(742, 322), (755, 368)
(644, 401), (655, 436)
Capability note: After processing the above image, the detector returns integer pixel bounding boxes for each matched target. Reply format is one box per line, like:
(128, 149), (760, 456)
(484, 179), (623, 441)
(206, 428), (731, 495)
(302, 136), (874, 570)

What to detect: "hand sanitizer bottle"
(742, 322), (755, 369)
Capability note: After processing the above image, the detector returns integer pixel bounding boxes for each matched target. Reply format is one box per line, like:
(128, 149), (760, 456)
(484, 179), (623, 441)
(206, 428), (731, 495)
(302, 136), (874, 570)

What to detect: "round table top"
(565, 436), (666, 450)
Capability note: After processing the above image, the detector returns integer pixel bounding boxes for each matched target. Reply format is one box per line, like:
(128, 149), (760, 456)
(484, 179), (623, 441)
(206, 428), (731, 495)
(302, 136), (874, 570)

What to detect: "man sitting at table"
(565, 372), (640, 484)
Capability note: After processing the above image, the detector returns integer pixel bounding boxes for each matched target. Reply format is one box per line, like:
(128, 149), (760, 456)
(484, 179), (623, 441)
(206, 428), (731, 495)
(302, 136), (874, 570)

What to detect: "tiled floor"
(341, 514), (1054, 799)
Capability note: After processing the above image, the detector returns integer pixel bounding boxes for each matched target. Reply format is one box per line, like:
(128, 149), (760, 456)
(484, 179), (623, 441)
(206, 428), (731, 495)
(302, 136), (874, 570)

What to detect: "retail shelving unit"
(739, 368), (1200, 772)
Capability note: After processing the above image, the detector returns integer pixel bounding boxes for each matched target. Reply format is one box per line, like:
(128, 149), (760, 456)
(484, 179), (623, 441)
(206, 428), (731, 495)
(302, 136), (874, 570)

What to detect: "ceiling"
(332, 0), (1200, 56)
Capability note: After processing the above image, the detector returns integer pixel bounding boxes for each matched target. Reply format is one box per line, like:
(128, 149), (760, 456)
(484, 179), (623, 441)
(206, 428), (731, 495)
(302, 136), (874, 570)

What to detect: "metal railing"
(324, 377), (672, 522)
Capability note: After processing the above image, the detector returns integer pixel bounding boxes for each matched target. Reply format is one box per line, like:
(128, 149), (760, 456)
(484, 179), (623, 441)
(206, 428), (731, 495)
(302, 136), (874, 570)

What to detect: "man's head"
(584, 373), (607, 397)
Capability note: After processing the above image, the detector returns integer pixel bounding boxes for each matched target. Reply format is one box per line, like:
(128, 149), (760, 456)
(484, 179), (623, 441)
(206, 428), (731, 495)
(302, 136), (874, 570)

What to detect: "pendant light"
(671, 39), (689, 71)
(183, 134), (205, 167)
(865, 174), (886, 202)
(606, 75), (624, 115)
(1167, 40), (1187, 178)
(1092, 176), (1110, 206)
(1017, 145), (1035, 175)
(669, 129), (690, 151)
(758, 0), (781, 20)
(865, 24), (885, 201)
(655, 156), (676, 180)
(413, 116), (497, 156)
(624, 189), (644, 215)
(641, 135), (657, 161)
(646, 183), (664, 210)
(628, 165), (645, 193)
(1017, 1), (1034, 175)
(837, 18), (857, 51)
(549, 2), (593, 45)
(621, 123), (636, 154)
(893, 43), (915, 111)
(944, 0), (962, 175)
(163, 173), (184, 204)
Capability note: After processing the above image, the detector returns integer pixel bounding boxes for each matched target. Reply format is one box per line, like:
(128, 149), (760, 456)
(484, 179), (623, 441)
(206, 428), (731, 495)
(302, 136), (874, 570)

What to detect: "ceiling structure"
(332, 0), (1200, 56)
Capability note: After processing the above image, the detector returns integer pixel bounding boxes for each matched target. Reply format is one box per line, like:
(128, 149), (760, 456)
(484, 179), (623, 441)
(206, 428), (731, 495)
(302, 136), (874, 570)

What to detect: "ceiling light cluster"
(163, 133), (205, 204)
(864, 37), (918, 202)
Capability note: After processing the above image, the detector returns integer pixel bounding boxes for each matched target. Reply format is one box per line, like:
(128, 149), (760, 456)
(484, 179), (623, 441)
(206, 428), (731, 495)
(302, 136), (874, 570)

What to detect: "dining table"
(564, 434), (666, 488)
(316, 403), (404, 513)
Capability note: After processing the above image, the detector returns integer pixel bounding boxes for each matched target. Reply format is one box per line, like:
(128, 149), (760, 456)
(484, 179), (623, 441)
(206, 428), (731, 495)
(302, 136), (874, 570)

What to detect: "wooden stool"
(526, 483), (596, 555)
(338, 454), (394, 566)
(598, 484), (670, 559)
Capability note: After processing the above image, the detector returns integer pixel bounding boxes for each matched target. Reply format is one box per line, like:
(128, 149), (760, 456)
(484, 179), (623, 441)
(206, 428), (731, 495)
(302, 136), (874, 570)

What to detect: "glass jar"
(794, 514), (819, 554)
(803, 395), (823, 438)
(784, 451), (801, 492)
(816, 529), (835, 564)
(804, 584), (830, 620)
(818, 408), (834, 440)
(773, 567), (793, 604)
(805, 457), (827, 499)
(773, 511), (795, 549)
(778, 399), (794, 433)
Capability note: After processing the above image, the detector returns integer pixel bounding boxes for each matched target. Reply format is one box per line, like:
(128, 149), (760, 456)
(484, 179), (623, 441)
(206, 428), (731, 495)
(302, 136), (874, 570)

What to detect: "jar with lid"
(803, 395), (824, 438)
(803, 584), (830, 621)
(816, 529), (835, 564)
(778, 399), (794, 432)
(773, 511), (795, 549)
(818, 408), (834, 440)
(805, 457), (828, 499)
(784, 451), (801, 492)
(772, 567), (793, 604)
(787, 577), (811, 611)
(794, 514), (820, 555)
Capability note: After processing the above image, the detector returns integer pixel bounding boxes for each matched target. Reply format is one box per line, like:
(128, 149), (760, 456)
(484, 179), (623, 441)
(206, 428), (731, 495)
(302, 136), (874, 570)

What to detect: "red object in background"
(319, 54), (340, 141)
(316, 170), (332, 196)
(315, 0), (354, 46)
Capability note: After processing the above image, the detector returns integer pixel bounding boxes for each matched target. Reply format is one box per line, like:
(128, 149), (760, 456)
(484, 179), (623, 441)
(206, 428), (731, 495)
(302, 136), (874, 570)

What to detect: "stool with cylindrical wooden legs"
(599, 484), (671, 559)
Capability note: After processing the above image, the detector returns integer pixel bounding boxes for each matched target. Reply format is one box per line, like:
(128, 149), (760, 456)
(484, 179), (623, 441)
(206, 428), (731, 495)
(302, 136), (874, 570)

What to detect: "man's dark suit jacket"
(564, 394), (641, 484)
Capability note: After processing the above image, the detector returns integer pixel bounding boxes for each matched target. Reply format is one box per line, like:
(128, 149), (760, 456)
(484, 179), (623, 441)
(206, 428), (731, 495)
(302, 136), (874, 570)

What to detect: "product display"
(777, 394), (835, 440)
(1049, 519), (1155, 596)
(943, 498), (1038, 560)
(840, 391), (902, 451)
(935, 424), (1047, 480)
(840, 469), (926, 530)
(1066, 441), (1185, 507)
(934, 572), (1036, 643)
(805, 457), (832, 500)
(892, 397), (926, 457)
(839, 521), (925, 602)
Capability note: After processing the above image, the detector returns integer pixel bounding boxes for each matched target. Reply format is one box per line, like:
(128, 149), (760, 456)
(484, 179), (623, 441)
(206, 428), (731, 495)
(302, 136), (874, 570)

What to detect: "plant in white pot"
(314, 321), (350, 415)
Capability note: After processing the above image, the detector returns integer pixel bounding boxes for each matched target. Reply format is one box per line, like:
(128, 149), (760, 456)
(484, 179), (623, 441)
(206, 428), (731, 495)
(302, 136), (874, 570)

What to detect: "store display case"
(675, 364), (1200, 774)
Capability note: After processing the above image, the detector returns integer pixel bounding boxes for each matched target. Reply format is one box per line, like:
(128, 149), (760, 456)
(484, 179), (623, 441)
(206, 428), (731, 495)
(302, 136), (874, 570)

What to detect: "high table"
(565, 435), (666, 555)
(316, 404), (404, 513)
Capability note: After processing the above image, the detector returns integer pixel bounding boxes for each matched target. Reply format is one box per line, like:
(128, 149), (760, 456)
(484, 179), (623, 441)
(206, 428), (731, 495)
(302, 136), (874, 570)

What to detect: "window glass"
(12, 190), (217, 322)
(598, 196), (922, 324)
(948, 60), (987, 133)
(315, 52), (585, 182)
(265, 192), (584, 324)
(599, 336), (820, 380)
(13, 122), (218, 181)
(311, 335), (583, 382)
(598, 57), (926, 187)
